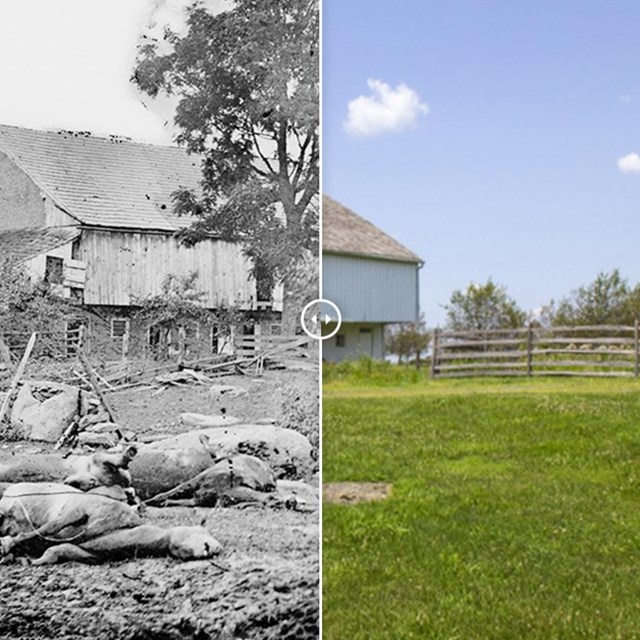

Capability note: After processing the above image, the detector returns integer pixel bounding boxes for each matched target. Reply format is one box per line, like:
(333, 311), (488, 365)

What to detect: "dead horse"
(0, 482), (221, 565)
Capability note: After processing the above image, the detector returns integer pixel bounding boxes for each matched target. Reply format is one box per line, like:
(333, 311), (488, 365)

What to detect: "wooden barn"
(0, 124), (282, 358)
(322, 195), (423, 361)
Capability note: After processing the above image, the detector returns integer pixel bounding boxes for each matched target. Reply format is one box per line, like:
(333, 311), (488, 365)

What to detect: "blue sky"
(322, 0), (640, 327)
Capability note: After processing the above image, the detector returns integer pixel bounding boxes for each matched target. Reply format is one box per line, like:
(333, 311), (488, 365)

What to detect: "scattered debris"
(0, 332), (36, 425)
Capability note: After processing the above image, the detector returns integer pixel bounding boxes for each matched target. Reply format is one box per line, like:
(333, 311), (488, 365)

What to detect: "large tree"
(445, 279), (526, 331)
(134, 0), (319, 330)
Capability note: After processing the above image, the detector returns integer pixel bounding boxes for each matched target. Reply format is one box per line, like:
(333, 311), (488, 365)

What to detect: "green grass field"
(323, 364), (640, 639)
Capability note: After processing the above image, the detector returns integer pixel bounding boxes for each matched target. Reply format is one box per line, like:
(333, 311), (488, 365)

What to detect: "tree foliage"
(0, 257), (70, 358)
(133, 0), (319, 317)
(445, 279), (527, 331)
(132, 272), (241, 358)
(542, 269), (640, 327)
(386, 316), (431, 367)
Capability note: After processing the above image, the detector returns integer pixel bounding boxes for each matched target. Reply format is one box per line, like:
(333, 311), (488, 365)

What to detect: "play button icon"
(300, 299), (342, 340)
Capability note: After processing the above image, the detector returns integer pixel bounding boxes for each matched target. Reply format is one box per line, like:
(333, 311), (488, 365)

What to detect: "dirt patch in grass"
(323, 482), (392, 504)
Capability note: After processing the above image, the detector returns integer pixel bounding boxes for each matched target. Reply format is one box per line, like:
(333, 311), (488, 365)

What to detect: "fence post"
(635, 318), (639, 379)
(431, 328), (440, 379)
(526, 323), (533, 377)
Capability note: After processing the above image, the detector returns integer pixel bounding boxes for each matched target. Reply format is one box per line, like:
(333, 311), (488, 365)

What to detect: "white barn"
(322, 195), (423, 361)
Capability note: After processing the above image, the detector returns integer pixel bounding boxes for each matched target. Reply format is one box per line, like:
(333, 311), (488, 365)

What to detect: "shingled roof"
(0, 124), (202, 232)
(0, 226), (80, 262)
(322, 195), (422, 264)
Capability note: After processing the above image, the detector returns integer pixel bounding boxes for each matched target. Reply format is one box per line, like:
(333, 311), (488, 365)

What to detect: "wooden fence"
(431, 323), (640, 379)
(234, 334), (312, 358)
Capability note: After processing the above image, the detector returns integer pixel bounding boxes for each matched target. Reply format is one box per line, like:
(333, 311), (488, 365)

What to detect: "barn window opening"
(242, 323), (255, 336)
(359, 327), (372, 334)
(70, 287), (84, 304)
(270, 323), (282, 336)
(45, 256), (64, 284)
(211, 324), (220, 354)
(71, 238), (82, 260)
(336, 334), (346, 348)
(255, 261), (273, 303)
(111, 318), (129, 339)
(148, 324), (161, 348)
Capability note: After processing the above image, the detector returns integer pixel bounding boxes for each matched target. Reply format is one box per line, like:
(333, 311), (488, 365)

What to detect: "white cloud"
(344, 79), (429, 137)
(617, 152), (640, 174)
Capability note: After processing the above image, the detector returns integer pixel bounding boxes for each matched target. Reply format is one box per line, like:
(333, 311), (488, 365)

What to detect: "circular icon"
(300, 299), (342, 340)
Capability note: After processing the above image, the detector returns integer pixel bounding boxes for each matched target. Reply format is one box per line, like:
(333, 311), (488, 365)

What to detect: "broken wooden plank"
(76, 346), (125, 441)
(0, 332), (37, 424)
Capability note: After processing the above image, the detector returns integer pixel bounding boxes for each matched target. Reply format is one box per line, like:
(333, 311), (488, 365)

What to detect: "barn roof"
(0, 226), (80, 262)
(322, 195), (422, 264)
(0, 124), (202, 232)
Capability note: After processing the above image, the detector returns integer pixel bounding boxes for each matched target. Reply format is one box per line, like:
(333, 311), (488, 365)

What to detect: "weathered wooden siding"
(79, 229), (256, 309)
(24, 242), (73, 279)
(323, 253), (420, 323)
(0, 151), (47, 229)
(24, 242), (86, 299)
(44, 198), (77, 226)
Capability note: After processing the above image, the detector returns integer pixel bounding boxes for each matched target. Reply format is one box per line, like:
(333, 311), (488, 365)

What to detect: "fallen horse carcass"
(0, 424), (316, 501)
(0, 482), (221, 565)
(0, 438), (216, 501)
(145, 454), (319, 511)
(0, 446), (138, 495)
(146, 454), (276, 506)
(143, 424), (317, 480)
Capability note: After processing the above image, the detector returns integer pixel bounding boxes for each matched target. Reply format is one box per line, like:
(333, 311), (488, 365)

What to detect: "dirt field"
(0, 368), (319, 639)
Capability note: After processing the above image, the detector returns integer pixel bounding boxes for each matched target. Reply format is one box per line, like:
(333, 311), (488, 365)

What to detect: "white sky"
(0, 0), (187, 144)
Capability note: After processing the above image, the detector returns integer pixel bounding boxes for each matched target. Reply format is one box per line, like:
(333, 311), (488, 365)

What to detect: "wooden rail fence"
(234, 334), (311, 358)
(431, 323), (640, 379)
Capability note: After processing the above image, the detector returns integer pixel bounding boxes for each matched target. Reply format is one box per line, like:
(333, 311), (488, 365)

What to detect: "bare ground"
(0, 368), (319, 639)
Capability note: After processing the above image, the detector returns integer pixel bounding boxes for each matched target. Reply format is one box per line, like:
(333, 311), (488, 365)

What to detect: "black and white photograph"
(0, 1), (319, 638)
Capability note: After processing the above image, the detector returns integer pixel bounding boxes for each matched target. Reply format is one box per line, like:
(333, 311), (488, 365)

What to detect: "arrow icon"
(299, 299), (343, 341)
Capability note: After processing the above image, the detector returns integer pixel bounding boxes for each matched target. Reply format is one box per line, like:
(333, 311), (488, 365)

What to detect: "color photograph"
(322, 1), (640, 638)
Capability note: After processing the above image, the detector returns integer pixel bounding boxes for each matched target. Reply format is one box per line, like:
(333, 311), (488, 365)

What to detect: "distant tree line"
(443, 269), (640, 331)
(386, 269), (640, 363)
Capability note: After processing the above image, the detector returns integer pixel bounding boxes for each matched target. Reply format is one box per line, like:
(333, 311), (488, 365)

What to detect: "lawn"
(323, 365), (640, 639)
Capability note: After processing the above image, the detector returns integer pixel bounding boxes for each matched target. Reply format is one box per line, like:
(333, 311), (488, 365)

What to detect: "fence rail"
(234, 334), (311, 358)
(432, 323), (640, 379)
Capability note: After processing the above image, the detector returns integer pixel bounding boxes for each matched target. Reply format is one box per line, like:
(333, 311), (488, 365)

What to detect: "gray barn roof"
(0, 124), (202, 232)
(322, 194), (422, 264)
(0, 226), (80, 262)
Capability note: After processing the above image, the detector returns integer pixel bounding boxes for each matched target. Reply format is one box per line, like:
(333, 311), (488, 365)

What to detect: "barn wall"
(322, 322), (385, 362)
(79, 306), (279, 360)
(78, 229), (257, 309)
(44, 198), (78, 226)
(0, 152), (47, 230)
(23, 242), (73, 280)
(323, 253), (420, 323)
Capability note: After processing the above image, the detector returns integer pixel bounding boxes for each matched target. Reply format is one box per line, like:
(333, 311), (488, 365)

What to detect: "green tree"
(133, 0), (319, 331)
(386, 316), (431, 368)
(445, 279), (526, 331)
(544, 269), (634, 326)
